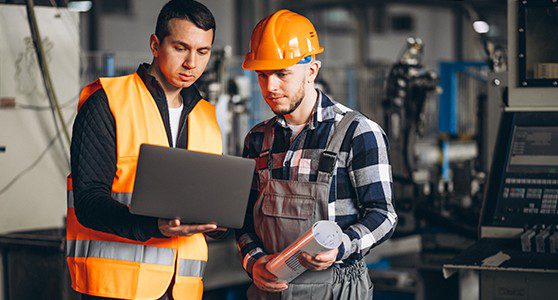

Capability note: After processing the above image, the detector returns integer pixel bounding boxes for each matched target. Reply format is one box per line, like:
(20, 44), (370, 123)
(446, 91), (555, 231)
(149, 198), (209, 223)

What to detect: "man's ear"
(306, 59), (321, 84)
(150, 34), (160, 58)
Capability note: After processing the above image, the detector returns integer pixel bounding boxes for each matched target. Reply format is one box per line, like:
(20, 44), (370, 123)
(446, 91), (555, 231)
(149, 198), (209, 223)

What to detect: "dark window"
(391, 14), (414, 32)
(99, 0), (132, 15)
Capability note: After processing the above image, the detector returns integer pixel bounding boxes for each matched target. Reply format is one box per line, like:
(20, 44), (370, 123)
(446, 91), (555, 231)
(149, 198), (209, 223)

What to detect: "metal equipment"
(383, 37), (439, 185)
(374, 28), (513, 296)
(444, 110), (558, 299)
(382, 37), (490, 239)
(444, 1), (558, 299)
(374, 37), (485, 300)
(0, 228), (80, 300)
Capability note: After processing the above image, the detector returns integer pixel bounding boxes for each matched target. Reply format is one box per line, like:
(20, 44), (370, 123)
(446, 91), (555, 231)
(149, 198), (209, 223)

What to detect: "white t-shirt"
(168, 104), (183, 147)
(287, 123), (306, 140)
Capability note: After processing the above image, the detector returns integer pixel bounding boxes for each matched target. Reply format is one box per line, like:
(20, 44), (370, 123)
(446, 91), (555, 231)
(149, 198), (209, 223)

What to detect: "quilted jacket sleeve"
(70, 88), (166, 241)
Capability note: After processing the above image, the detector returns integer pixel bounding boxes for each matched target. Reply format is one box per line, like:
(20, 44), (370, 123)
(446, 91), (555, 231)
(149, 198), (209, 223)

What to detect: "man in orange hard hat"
(236, 9), (398, 299)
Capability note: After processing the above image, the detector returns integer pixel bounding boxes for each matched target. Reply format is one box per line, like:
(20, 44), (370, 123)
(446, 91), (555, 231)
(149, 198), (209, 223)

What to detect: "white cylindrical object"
(266, 220), (343, 282)
(415, 140), (478, 167)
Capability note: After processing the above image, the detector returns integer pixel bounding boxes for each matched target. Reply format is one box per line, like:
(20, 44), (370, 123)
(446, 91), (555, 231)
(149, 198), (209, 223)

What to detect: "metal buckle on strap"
(318, 151), (337, 174)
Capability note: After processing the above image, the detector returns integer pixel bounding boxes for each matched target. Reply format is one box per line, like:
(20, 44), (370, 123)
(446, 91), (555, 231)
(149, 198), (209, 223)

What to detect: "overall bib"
(248, 112), (373, 300)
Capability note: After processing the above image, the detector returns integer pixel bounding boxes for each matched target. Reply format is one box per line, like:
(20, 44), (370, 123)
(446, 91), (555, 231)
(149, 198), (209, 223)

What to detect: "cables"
(0, 110), (77, 198)
(16, 95), (77, 111)
(0, 2), (84, 197)
(0, 130), (59, 197)
(25, 0), (71, 165)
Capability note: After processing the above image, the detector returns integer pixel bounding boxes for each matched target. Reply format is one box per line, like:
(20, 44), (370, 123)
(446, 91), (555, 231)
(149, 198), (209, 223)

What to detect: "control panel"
(485, 113), (558, 227)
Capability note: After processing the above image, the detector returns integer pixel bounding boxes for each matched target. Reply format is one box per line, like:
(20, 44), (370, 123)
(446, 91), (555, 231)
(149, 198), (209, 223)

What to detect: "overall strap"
(316, 111), (360, 183)
(257, 119), (277, 174)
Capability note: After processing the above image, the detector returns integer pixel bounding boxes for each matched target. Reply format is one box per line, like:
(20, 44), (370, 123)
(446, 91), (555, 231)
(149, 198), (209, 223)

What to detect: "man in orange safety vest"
(67, 1), (226, 299)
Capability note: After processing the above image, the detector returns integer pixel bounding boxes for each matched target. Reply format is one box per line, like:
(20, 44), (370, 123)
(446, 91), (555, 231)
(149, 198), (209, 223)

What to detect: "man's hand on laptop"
(158, 218), (218, 237)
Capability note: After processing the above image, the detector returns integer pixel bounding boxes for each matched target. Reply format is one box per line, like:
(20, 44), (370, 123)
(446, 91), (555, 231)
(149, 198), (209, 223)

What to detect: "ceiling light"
(473, 21), (490, 34)
(67, 1), (92, 12)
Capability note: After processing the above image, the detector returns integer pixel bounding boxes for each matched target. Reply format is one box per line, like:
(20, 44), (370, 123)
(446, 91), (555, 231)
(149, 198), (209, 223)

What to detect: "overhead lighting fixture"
(473, 21), (490, 34)
(67, 1), (92, 12)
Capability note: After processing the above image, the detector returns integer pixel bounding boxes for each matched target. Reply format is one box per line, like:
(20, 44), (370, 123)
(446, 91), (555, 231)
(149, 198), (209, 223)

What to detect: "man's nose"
(266, 74), (280, 92)
(183, 52), (197, 69)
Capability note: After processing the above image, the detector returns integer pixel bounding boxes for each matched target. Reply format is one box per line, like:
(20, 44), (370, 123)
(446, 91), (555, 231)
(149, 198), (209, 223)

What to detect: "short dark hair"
(155, 0), (216, 43)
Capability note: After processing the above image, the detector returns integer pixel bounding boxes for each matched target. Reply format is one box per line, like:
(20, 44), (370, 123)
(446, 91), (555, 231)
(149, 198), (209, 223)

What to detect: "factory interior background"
(0, 0), (557, 299)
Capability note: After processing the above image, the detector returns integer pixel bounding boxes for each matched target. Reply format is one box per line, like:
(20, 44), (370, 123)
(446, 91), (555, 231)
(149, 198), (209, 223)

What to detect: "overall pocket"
(258, 193), (316, 253)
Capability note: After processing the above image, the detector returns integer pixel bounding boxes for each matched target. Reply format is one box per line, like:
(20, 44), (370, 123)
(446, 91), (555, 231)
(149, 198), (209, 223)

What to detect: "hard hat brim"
(242, 57), (300, 71)
(242, 48), (324, 71)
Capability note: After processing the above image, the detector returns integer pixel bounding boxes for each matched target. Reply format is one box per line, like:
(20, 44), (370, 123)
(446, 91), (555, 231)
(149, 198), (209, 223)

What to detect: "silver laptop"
(130, 144), (255, 229)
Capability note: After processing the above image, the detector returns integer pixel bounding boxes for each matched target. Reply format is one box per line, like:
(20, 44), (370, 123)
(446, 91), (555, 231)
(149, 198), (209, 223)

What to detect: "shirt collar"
(275, 90), (336, 130)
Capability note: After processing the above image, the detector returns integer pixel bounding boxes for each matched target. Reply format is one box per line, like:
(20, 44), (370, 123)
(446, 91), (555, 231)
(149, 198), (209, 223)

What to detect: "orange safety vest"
(66, 73), (222, 299)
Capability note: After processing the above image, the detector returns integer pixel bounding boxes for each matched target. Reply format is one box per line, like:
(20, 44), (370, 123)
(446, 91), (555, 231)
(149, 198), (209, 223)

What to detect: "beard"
(271, 82), (305, 116)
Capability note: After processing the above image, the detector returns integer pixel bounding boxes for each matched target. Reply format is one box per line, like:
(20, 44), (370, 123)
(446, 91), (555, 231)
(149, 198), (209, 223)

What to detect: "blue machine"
(438, 61), (487, 182)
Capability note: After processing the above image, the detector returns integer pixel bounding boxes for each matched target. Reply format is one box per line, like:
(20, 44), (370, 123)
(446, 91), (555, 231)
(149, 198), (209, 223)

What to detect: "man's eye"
(175, 47), (186, 52)
(198, 50), (209, 55)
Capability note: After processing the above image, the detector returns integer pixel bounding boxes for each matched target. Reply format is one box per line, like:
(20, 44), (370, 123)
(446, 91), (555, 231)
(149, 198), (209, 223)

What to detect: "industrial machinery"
(382, 37), (488, 239)
(383, 37), (438, 187)
(372, 36), (479, 300)
(444, 1), (558, 299)
(444, 110), (558, 299)
(374, 27), (511, 297)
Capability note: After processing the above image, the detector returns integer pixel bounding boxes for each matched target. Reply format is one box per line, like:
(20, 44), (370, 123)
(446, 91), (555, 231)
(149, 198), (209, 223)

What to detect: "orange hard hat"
(242, 9), (324, 71)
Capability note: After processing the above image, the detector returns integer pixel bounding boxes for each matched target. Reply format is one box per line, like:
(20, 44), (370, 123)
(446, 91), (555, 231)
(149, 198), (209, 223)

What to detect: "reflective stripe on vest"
(67, 191), (132, 208)
(178, 259), (206, 277)
(66, 239), (175, 266)
(67, 190), (74, 208)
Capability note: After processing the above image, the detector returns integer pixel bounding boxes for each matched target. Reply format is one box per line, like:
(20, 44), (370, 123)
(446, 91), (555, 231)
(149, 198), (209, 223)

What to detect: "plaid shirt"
(235, 91), (397, 275)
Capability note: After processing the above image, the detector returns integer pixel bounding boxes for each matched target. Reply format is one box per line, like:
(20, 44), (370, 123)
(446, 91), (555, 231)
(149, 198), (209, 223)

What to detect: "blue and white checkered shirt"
(235, 91), (397, 274)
